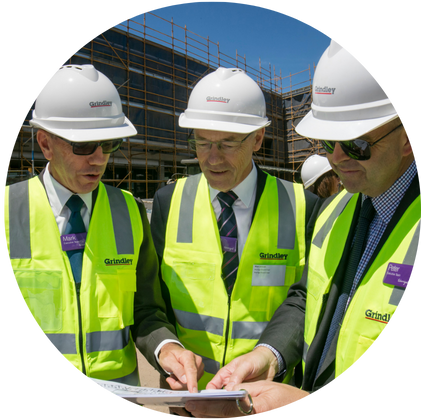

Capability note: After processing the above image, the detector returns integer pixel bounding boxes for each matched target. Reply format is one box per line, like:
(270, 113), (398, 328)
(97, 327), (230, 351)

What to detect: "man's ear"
(253, 128), (265, 152)
(401, 128), (412, 157)
(37, 130), (53, 160)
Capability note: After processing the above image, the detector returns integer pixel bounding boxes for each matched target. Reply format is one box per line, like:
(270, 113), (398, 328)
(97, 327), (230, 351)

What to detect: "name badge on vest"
(221, 236), (237, 253)
(383, 262), (412, 289)
(61, 233), (87, 251)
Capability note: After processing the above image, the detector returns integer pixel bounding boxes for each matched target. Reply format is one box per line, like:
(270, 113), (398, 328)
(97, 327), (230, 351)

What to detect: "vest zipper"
(221, 292), (232, 367)
(75, 282), (86, 375)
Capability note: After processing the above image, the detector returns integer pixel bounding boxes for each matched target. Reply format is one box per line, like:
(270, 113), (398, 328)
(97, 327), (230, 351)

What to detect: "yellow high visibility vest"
(5, 177), (142, 385)
(304, 190), (420, 377)
(162, 173), (307, 388)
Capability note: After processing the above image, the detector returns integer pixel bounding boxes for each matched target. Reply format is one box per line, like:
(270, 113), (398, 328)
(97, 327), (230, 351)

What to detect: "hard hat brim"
(179, 113), (271, 134)
(30, 117), (137, 142)
(296, 110), (398, 141)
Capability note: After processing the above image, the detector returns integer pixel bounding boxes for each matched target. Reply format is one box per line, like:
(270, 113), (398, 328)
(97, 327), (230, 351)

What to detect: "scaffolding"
(278, 67), (326, 178)
(9, 12), (317, 195)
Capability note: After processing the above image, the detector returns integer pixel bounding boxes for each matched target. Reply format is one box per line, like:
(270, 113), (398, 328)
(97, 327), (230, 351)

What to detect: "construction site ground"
(137, 350), (170, 417)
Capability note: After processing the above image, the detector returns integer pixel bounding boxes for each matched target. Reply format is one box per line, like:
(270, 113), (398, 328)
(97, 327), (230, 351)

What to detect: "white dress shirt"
(209, 161), (258, 259)
(43, 163), (92, 233)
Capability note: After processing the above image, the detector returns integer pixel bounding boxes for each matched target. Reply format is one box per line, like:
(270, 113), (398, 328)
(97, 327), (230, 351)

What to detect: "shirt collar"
(209, 160), (257, 208)
(43, 162), (93, 215)
(364, 160), (417, 224)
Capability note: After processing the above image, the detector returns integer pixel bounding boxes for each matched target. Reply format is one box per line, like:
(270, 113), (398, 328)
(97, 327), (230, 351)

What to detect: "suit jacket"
(259, 174), (420, 392)
(36, 170), (178, 374)
(149, 164), (320, 343)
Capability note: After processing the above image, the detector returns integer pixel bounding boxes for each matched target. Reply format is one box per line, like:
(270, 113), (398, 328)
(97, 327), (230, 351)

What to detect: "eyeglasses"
(188, 131), (253, 154)
(321, 123), (403, 161)
(60, 138), (124, 156)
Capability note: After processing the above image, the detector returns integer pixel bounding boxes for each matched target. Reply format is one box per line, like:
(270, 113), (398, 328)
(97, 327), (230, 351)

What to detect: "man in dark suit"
(185, 41), (420, 416)
(150, 67), (319, 394)
(5, 64), (202, 391)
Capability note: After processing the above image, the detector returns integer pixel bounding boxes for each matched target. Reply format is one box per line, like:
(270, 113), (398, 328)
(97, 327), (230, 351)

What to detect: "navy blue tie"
(217, 191), (239, 295)
(65, 195), (86, 284)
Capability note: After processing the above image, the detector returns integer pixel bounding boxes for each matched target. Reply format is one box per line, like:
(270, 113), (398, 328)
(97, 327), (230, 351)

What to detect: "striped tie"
(217, 191), (239, 294)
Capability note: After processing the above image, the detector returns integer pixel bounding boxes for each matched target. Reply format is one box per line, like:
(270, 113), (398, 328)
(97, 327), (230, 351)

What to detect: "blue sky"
(118, 2), (331, 91)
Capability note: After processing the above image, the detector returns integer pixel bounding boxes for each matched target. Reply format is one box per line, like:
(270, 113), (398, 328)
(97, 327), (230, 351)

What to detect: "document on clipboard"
(92, 378), (248, 407)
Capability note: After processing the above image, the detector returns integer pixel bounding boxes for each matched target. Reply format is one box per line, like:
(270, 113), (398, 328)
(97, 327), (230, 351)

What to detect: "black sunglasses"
(321, 123), (403, 161)
(60, 137), (124, 156)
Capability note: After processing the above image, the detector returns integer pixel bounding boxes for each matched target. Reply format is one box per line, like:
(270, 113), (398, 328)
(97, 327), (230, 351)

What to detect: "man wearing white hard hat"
(150, 67), (320, 394)
(186, 41), (420, 416)
(301, 154), (342, 198)
(5, 64), (203, 390)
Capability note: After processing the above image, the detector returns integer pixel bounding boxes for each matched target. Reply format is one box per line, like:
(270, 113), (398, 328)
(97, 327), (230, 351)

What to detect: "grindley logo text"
(315, 86), (336, 95)
(104, 258), (133, 266)
(365, 309), (391, 324)
(90, 101), (112, 108)
(260, 252), (288, 261)
(206, 96), (230, 104)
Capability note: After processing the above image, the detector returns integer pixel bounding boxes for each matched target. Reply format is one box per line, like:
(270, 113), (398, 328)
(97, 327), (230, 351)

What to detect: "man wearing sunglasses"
(5, 65), (202, 391)
(185, 41), (420, 416)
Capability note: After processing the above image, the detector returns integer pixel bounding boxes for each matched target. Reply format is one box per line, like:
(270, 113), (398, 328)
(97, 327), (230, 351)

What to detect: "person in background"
(301, 154), (342, 198)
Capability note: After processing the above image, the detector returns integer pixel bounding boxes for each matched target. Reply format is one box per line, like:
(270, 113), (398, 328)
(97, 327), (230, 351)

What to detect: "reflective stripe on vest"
(389, 220), (419, 306)
(312, 192), (354, 249)
(6, 178), (141, 383)
(176, 175), (298, 250)
(8, 182), (134, 259)
(174, 309), (224, 337)
(46, 329), (141, 358)
(174, 308), (269, 340)
(162, 172), (307, 388)
(8, 180), (31, 259)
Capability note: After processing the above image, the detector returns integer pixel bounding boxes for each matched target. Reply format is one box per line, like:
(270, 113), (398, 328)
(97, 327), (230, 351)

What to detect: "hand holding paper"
(185, 380), (309, 416)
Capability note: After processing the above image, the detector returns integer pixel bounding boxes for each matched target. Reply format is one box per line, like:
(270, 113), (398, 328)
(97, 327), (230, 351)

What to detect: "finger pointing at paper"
(158, 342), (204, 393)
(206, 346), (279, 390)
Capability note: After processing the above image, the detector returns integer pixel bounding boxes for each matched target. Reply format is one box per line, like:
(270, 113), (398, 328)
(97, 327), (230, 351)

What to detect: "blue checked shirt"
(347, 160), (418, 308)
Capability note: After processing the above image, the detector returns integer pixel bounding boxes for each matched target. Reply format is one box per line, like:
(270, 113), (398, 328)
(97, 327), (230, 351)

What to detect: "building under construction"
(8, 13), (324, 198)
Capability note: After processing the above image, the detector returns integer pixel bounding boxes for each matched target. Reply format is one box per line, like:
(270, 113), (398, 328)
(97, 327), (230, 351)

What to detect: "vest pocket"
(119, 269), (136, 326)
(96, 270), (136, 326)
(355, 335), (374, 362)
(166, 262), (216, 311)
(307, 267), (328, 300)
(15, 269), (63, 332)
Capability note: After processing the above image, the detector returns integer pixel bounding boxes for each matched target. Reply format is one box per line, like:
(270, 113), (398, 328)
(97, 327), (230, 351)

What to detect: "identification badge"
(61, 232), (87, 251)
(252, 265), (286, 286)
(383, 262), (412, 289)
(221, 236), (237, 253)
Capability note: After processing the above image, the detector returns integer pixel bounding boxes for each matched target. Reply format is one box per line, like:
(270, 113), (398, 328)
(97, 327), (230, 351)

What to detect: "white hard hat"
(179, 67), (271, 134)
(301, 154), (332, 189)
(30, 64), (137, 142)
(296, 41), (397, 141)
